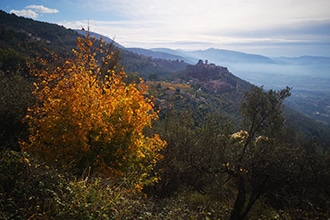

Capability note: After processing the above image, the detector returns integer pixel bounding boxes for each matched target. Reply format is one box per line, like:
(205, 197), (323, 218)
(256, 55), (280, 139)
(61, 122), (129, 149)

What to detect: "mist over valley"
(125, 46), (330, 125)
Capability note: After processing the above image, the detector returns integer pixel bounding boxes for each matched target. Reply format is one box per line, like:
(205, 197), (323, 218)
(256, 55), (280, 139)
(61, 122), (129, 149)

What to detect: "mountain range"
(75, 29), (330, 127)
(125, 46), (330, 92)
(1, 10), (330, 137)
(126, 46), (330, 67)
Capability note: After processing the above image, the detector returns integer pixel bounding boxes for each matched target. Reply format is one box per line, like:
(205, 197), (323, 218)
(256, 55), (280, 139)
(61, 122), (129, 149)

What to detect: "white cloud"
(26, 5), (59, 14)
(10, 5), (58, 19)
(82, 0), (330, 28)
(58, 0), (330, 56)
(10, 9), (38, 19)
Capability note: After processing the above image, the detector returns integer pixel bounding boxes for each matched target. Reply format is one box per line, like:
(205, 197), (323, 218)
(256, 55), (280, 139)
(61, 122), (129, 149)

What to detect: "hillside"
(0, 10), (188, 78)
(75, 29), (125, 49)
(140, 47), (330, 126)
(0, 10), (79, 57)
(150, 60), (330, 149)
(126, 47), (189, 62)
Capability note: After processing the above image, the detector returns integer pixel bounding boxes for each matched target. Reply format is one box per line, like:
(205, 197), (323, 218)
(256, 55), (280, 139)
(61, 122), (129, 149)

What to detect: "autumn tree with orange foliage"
(22, 34), (166, 186)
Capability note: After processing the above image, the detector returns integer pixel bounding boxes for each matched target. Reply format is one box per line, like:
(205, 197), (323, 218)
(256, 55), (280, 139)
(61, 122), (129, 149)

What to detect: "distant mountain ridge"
(75, 29), (125, 49)
(159, 48), (275, 64)
(125, 48), (190, 63)
(273, 56), (330, 65)
(70, 26), (330, 70)
(148, 48), (330, 66)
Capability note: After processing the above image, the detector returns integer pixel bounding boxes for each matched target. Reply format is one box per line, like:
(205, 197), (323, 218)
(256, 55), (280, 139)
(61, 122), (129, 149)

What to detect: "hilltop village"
(181, 59), (242, 93)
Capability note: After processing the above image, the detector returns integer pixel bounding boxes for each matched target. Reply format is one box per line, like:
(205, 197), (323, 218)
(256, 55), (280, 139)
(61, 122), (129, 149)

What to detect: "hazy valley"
(127, 46), (330, 125)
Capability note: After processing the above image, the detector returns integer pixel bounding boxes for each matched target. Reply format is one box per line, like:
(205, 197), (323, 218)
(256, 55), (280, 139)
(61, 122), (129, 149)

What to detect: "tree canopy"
(22, 34), (166, 186)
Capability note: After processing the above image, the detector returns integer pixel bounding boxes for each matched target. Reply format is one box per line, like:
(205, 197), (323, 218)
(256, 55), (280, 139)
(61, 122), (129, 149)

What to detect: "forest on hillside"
(1, 11), (330, 219)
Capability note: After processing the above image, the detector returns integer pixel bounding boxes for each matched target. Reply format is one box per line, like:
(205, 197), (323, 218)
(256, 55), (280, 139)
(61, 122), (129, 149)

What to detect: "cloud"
(10, 5), (58, 19)
(57, 0), (330, 56)
(10, 9), (38, 19)
(26, 5), (59, 14)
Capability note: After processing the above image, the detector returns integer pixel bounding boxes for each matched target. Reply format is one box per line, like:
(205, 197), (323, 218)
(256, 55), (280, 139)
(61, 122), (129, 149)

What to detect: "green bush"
(0, 150), (200, 219)
(0, 71), (33, 150)
(0, 150), (64, 219)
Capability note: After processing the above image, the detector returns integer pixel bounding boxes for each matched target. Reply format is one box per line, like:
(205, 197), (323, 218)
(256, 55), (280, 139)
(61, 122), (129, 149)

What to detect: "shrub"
(22, 35), (166, 186)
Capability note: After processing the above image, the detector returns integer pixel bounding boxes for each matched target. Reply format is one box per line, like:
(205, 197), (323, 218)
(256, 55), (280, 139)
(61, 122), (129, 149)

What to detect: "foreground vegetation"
(1, 12), (330, 219)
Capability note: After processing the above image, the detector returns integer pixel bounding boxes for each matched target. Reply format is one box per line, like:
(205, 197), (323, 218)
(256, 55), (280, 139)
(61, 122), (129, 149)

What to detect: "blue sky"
(1, 0), (330, 57)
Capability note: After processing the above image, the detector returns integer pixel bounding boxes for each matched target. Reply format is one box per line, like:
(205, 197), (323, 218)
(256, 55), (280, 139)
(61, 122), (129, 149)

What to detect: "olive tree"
(224, 86), (291, 219)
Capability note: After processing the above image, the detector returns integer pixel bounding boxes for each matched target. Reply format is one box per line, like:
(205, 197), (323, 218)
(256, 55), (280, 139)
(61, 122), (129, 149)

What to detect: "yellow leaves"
(137, 150), (146, 159)
(23, 34), (166, 185)
(231, 130), (248, 140)
(23, 157), (30, 166)
(223, 162), (248, 174)
(135, 183), (143, 192)
(255, 135), (269, 145)
(230, 130), (249, 146)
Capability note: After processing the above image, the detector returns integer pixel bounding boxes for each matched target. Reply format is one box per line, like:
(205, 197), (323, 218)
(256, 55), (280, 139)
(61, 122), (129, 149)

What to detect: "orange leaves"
(22, 35), (166, 185)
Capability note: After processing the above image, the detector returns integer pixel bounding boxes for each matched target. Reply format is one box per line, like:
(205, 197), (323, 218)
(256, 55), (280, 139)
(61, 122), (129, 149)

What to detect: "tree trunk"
(229, 176), (247, 220)
(241, 193), (261, 219)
